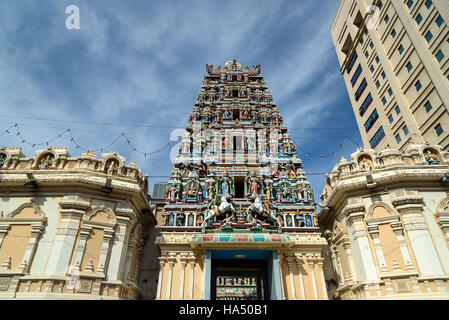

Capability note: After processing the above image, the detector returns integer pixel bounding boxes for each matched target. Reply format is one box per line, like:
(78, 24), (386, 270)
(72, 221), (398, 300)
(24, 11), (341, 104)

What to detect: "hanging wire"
(0, 123), (361, 160)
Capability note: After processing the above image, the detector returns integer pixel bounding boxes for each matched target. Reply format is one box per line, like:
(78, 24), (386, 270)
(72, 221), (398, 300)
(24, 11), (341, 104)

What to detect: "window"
(388, 88), (393, 96)
(396, 134), (402, 143)
(351, 64), (363, 86)
(425, 100), (432, 112)
(359, 93), (373, 116)
(382, 97), (387, 105)
(415, 80), (422, 91)
(435, 123), (444, 136)
(370, 42), (374, 49)
(407, 0), (413, 8)
(398, 45), (404, 54)
(403, 125), (409, 135)
(375, 56), (380, 63)
(360, 38), (364, 45)
(376, 80), (380, 88)
(388, 114), (394, 123)
(436, 15), (444, 27)
(391, 29), (397, 38)
(425, 0), (432, 9)
(370, 126), (385, 148)
(365, 29), (368, 35)
(365, 51), (369, 58)
(347, 52), (358, 74)
(381, 71), (386, 79)
(425, 31), (433, 42)
(395, 106), (401, 114)
(385, 15), (390, 23)
(355, 78), (367, 101)
(436, 50), (445, 62)
(379, 1), (383, 9)
(406, 61), (413, 72)
(416, 14), (423, 25)
(364, 109), (379, 132)
(370, 65), (375, 73)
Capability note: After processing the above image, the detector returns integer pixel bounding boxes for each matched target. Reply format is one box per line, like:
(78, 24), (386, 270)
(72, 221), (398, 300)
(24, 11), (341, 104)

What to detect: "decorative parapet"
(319, 143), (448, 205)
(0, 147), (145, 186)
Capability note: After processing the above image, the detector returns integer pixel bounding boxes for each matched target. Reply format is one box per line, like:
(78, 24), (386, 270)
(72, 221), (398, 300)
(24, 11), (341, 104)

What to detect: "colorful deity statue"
(0, 154), (6, 168)
(244, 136), (255, 150)
(186, 179), (201, 201)
(219, 170), (232, 196)
(361, 158), (372, 171)
(246, 171), (260, 197)
(176, 212), (185, 226)
(196, 213), (204, 226)
(223, 109), (232, 120)
(206, 178), (216, 199)
(265, 179), (273, 200)
(241, 108), (249, 120)
(424, 150), (440, 164)
(287, 168), (296, 179)
(40, 154), (54, 170)
(168, 183), (179, 202)
(284, 139), (295, 155)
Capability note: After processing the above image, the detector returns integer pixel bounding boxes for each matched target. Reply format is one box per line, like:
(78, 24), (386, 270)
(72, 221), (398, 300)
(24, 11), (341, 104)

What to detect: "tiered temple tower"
(153, 60), (328, 300)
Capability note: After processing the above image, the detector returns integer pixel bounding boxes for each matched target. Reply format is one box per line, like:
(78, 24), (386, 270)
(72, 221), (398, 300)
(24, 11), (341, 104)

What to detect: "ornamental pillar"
(278, 253), (286, 300)
(392, 195), (443, 275)
(286, 255), (296, 299)
(306, 255), (318, 299)
(0, 225), (10, 248)
(97, 228), (115, 275)
(45, 199), (88, 275)
(341, 238), (357, 281)
(165, 254), (176, 299)
(188, 254), (196, 299)
(21, 224), (45, 273)
(156, 255), (166, 300)
(179, 253), (188, 299)
(390, 222), (415, 271)
(73, 227), (91, 268)
(435, 212), (449, 242)
(344, 205), (378, 281)
(316, 259), (328, 299)
(294, 254), (305, 299)
(367, 225), (388, 273)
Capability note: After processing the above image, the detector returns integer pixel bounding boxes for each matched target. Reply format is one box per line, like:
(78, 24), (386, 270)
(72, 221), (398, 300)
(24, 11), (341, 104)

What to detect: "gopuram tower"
(154, 60), (328, 300)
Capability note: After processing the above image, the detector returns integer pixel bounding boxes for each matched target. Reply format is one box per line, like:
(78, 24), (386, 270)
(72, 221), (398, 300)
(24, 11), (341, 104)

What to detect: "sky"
(0, 0), (363, 203)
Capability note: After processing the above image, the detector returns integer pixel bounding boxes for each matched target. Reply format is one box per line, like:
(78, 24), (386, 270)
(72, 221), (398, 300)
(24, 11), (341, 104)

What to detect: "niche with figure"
(423, 148), (441, 165)
(37, 153), (55, 170)
(104, 159), (119, 176)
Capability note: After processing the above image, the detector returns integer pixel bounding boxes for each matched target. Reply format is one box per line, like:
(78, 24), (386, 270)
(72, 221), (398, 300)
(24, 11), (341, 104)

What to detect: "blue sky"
(0, 0), (362, 202)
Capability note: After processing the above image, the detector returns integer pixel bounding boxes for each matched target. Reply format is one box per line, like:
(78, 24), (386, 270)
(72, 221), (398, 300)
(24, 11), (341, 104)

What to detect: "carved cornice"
(391, 195), (424, 207)
(365, 215), (400, 226)
(342, 203), (366, 217)
(435, 212), (449, 229)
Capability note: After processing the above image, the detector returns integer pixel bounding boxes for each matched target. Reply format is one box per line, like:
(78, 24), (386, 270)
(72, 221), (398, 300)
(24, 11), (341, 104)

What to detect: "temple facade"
(318, 144), (449, 299)
(0, 146), (155, 299)
(151, 60), (328, 300)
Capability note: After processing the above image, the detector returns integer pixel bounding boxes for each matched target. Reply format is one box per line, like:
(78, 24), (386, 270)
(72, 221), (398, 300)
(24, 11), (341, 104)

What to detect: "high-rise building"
(147, 60), (328, 300)
(331, 0), (449, 151)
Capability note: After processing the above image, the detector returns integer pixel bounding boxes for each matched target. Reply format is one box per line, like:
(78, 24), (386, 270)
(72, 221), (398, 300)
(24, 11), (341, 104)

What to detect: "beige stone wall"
(319, 144), (449, 299)
(0, 147), (154, 300)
